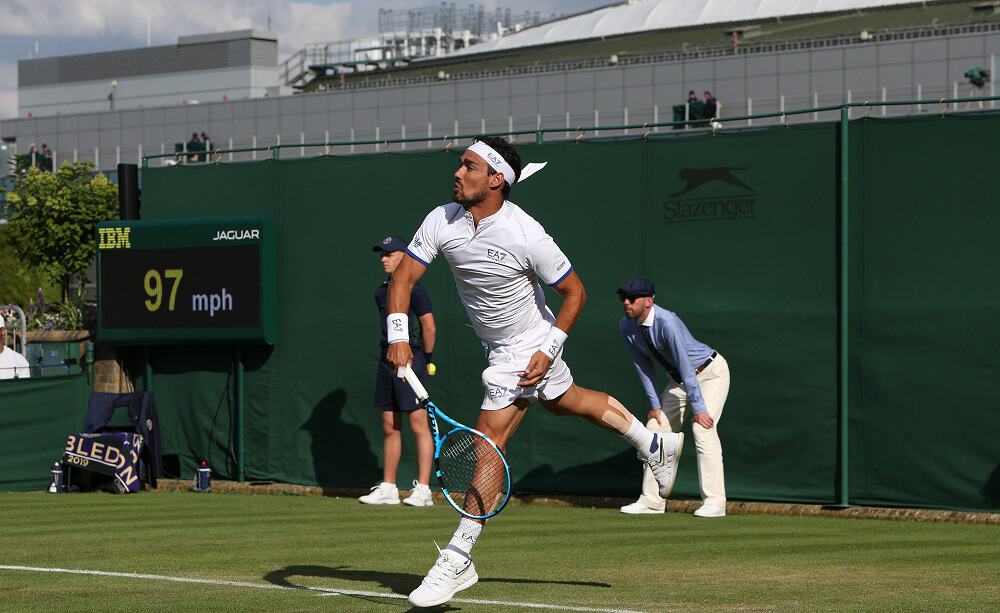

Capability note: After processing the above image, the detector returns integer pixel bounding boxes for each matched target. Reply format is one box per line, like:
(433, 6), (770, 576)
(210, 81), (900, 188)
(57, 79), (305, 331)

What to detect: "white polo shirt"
(0, 347), (31, 380)
(407, 201), (573, 342)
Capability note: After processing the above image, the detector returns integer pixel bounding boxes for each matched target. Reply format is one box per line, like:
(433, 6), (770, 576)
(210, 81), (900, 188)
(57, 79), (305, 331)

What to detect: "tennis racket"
(399, 365), (512, 520)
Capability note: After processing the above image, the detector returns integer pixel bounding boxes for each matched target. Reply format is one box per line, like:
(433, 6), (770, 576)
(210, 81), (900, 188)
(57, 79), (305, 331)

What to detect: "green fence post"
(838, 105), (850, 508)
(536, 130), (543, 144)
(235, 346), (245, 483)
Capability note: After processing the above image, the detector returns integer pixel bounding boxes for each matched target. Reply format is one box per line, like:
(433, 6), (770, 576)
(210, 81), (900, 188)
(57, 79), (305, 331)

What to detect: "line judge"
(617, 278), (731, 518)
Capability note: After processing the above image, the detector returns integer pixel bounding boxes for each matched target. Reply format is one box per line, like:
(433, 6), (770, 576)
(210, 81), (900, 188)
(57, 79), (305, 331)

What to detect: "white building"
(16, 30), (283, 119)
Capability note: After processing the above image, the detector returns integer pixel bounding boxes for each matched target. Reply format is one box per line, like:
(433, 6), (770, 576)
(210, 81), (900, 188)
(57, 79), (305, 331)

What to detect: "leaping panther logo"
(669, 166), (754, 197)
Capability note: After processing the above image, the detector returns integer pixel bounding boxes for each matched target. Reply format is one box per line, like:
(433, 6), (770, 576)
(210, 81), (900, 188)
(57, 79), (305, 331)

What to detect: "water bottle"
(48, 462), (64, 494)
(193, 461), (212, 492)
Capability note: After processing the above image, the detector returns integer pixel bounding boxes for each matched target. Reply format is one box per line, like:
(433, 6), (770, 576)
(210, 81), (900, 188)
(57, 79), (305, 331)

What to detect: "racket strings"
(438, 431), (509, 517)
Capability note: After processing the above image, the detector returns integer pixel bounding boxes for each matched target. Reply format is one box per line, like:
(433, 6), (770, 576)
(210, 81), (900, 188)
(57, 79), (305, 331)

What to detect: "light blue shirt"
(619, 304), (714, 414)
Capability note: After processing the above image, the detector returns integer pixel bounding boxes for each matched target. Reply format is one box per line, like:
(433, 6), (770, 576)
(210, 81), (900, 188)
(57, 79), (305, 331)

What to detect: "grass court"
(1, 491), (997, 612)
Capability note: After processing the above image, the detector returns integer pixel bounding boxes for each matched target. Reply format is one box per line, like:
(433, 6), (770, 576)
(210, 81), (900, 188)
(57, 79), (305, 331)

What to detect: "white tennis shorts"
(480, 318), (574, 410)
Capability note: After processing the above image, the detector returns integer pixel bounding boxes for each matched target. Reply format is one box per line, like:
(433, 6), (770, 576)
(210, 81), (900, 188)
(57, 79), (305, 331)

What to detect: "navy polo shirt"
(375, 279), (433, 351)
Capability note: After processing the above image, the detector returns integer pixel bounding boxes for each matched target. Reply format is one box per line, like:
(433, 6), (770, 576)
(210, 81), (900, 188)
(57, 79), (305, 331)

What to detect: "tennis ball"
(427, 362), (437, 376)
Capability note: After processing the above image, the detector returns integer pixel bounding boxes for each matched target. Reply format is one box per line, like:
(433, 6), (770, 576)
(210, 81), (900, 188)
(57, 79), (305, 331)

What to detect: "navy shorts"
(374, 350), (427, 412)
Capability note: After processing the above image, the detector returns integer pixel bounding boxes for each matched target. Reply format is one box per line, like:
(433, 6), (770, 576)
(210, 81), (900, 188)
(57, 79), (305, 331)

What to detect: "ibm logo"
(98, 227), (132, 250)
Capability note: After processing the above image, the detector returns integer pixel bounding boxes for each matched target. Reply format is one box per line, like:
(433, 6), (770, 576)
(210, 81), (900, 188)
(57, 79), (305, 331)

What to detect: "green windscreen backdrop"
(101, 112), (999, 512)
(847, 114), (1000, 510)
(0, 375), (91, 491)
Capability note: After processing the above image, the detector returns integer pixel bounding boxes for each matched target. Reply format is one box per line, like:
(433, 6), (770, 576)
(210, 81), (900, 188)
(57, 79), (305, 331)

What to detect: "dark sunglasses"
(618, 293), (643, 303)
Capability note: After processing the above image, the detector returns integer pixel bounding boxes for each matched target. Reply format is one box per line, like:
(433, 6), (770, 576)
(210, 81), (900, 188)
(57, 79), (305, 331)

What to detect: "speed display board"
(96, 216), (277, 344)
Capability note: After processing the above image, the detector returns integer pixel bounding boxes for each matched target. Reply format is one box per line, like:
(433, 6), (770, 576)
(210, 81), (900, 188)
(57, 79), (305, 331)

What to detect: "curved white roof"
(451, 0), (938, 56)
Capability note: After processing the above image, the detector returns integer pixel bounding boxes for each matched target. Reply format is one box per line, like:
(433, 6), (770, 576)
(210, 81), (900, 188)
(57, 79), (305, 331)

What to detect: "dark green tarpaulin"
(847, 114), (1000, 510)
(0, 375), (91, 491)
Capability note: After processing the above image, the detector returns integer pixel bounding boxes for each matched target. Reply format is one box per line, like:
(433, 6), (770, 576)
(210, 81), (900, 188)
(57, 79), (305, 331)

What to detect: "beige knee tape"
(601, 396), (632, 434)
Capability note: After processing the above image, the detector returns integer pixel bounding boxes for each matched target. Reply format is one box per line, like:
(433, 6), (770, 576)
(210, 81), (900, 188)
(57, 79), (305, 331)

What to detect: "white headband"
(466, 141), (547, 186)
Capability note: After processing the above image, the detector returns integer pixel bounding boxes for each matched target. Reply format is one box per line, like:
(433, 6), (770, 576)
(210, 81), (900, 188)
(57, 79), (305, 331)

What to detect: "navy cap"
(616, 277), (655, 298)
(372, 235), (407, 253)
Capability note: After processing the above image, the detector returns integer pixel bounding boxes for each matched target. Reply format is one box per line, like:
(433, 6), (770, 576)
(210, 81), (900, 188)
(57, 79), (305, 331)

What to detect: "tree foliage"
(0, 224), (59, 306)
(3, 161), (118, 301)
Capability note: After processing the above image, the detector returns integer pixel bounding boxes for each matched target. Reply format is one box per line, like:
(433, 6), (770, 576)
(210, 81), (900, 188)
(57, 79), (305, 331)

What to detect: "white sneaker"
(403, 481), (434, 507)
(358, 482), (400, 505)
(642, 432), (684, 498)
(693, 503), (726, 518)
(408, 544), (479, 607)
(619, 500), (665, 515)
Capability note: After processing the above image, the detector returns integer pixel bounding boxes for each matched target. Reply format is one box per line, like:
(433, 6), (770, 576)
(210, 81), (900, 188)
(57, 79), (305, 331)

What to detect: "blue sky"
(0, 0), (618, 120)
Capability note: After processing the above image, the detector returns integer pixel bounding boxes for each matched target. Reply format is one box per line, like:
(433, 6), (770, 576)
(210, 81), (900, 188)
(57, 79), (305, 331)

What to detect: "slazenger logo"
(663, 166), (756, 224)
(486, 249), (508, 263)
(213, 229), (260, 241)
(670, 166), (753, 197)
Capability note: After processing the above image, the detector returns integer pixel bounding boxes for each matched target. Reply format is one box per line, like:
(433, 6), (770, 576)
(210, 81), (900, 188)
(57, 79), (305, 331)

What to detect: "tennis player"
(386, 135), (684, 607)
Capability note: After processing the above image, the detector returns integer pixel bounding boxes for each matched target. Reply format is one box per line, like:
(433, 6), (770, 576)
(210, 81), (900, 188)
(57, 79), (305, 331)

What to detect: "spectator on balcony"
(0, 319), (31, 380)
(687, 91), (701, 105)
(41, 144), (53, 171)
(703, 91), (717, 118)
(187, 133), (202, 162)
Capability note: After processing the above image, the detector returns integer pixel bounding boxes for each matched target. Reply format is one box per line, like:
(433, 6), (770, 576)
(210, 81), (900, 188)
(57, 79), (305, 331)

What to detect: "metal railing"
(141, 94), (1000, 167)
(313, 19), (1000, 92)
(0, 304), (28, 357)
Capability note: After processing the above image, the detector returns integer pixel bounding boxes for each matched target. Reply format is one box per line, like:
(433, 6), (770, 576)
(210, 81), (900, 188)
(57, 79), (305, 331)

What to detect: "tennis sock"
(445, 518), (482, 561)
(623, 416), (658, 460)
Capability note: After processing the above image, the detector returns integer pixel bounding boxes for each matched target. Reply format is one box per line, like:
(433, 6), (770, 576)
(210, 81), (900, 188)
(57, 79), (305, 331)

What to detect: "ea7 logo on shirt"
(486, 249), (508, 263)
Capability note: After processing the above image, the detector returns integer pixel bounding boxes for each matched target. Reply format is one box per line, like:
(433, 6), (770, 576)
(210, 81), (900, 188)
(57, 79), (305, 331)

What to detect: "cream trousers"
(638, 353), (730, 509)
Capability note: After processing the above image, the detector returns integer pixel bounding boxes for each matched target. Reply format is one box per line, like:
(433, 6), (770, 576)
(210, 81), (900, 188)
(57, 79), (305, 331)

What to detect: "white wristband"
(386, 313), (409, 344)
(540, 326), (568, 360)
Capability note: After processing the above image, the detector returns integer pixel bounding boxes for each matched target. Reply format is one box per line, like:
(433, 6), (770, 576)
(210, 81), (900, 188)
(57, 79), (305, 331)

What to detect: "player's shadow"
(983, 461), (1000, 506)
(263, 564), (610, 596)
(513, 448), (641, 498)
(303, 390), (381, 491)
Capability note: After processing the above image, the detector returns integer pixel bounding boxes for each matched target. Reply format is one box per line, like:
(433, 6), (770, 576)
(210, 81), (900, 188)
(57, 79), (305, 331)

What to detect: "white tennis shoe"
(408, 544), (478, 607)
(643, 432), (684, 498)
(619, 500), (665, 515)
(358, 482), (400, 505)
(694, 503), (726, 518)
(403, 481), (434, 507)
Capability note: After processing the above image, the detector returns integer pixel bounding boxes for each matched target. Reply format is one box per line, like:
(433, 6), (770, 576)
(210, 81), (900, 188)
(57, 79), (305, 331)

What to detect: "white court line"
(0, 565), (648, 613)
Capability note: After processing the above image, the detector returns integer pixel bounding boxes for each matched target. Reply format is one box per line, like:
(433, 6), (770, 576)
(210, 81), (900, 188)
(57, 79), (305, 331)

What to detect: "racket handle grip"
(399, 364), (430, 402)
